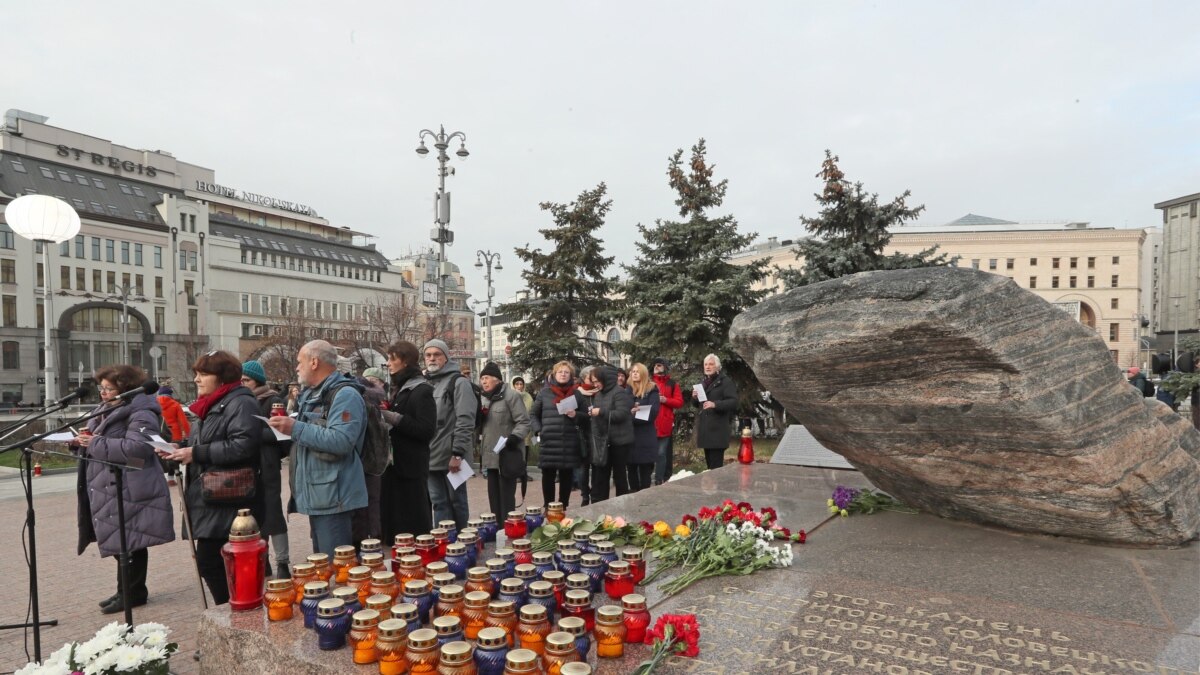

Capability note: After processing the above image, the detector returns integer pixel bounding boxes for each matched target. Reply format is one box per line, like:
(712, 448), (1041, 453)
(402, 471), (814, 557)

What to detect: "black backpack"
(1141, 378), (1156, 398)
(442, 373), (483, 430)
(319, 381), (391, 477)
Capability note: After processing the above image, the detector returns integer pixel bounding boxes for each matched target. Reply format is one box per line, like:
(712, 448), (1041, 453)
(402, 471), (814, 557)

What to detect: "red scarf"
(189, 382), (241, 420)
(548, 381), (578, 404)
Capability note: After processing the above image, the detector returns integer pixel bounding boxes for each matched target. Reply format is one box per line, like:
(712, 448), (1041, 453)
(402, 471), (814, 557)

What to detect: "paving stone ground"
(0, 466), (496, 674)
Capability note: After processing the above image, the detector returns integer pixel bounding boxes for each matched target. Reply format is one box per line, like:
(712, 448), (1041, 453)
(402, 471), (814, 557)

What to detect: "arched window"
(64, 306), (146, 370)
(606, 328), (622, 366)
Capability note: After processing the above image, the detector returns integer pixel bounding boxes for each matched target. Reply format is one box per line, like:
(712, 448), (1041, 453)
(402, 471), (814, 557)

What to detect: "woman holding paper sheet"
(379, 340), (436, 542)
(692, 353), (738, 470)
(478, 361), (530, 519)
(530, 361), (583, 507)
(75, 364), (174, 615)
(626, 363), (660, 492)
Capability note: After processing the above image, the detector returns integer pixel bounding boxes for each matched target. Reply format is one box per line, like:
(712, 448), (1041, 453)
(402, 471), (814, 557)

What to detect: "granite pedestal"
(198, 464), (1199, 673)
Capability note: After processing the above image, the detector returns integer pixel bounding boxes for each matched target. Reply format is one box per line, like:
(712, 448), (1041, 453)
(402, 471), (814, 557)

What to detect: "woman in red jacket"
(156, 386), (190, 441)
(651, 358), (684, 484)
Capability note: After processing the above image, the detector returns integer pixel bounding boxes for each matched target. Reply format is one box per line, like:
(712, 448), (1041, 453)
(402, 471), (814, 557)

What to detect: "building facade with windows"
(1153, 192), (1200, 344)
(730, 215), (1158, 369)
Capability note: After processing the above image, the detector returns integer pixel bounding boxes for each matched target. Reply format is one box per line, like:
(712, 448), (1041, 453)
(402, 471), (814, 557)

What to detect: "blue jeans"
(654, 435), (674, 485)
(428, 470), (470, 529)
(308, 512), (353, 558)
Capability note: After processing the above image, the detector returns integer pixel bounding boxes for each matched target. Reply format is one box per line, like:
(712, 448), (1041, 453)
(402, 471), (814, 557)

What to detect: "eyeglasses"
(98, 385), (118, 393)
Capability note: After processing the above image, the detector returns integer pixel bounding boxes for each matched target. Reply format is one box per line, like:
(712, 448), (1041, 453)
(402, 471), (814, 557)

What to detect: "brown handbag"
(200, 467), (257, 504)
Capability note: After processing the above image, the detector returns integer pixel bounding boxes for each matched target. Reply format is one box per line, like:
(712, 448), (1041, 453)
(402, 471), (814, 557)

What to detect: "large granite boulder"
(730, 267), (1200, 546)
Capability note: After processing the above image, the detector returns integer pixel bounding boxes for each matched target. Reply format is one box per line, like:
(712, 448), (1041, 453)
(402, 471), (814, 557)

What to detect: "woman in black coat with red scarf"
(531, 360), (583, 506)
(379, 341), (437, 541)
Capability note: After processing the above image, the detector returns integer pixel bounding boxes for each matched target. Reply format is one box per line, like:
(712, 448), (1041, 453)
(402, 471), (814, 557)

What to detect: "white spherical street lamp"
(3, 195), (82, 407)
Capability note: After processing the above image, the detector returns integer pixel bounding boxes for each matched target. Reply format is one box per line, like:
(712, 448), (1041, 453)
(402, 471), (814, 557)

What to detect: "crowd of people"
(69, 338), (741, 614)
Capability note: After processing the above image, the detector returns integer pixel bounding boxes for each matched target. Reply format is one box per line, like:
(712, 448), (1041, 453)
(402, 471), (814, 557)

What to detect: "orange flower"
(653, 520), (671, 538)
(675, 524), (691, 538)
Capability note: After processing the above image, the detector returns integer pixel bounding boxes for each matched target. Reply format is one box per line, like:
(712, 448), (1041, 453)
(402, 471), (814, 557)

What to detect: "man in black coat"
(242, 359), (291, 579)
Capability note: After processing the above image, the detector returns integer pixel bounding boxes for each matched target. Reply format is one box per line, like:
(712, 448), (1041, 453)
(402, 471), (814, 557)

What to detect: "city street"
(0, 465), (494, 674)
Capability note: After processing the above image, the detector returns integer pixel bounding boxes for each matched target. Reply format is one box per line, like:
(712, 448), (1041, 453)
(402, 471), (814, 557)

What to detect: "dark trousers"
(352, 473), (383, 546)
(487, 470), (518, 520)
(196, 538), (230, 605)
(704, 448), (726, 470)
(591, 443), (631, 503)
(573, 464), (592, 505)
(541, 468), (574, 507)
(116, 548), (149, 599)
(654, 435), (674, 485)
(310, 512), (354, 557)
(627, 463), (653, 493)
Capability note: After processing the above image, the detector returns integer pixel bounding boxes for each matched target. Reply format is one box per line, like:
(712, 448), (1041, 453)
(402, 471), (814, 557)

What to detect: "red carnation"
(795, 530), (807, 544)
(761, 506), (778, 523)
(681, 514), (698, 528)
(737, 501), (753, 512)
(639, 520), (655, 534)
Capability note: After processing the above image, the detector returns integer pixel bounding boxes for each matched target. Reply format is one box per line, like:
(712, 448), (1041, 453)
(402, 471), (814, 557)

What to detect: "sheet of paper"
(555, 396), (578, 415)
(254, 415), (292, 441)
(447, 457), (475, 490)
(42, 432), (76, 442)
(492, 436), (508, 454)
(146, 434), (177, 452)
(693, 384), (708, 403)
(634, 406), (652, 421)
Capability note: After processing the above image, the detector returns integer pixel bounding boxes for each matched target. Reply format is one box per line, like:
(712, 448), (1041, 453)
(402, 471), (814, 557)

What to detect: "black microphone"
(54, 386), (89, 406)
(114, 381), (159, 402)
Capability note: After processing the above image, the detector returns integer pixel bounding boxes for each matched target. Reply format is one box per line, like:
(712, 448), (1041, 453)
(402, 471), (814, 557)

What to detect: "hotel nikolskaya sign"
(56, 145), (158, 177)
(194, 180), (314, 216)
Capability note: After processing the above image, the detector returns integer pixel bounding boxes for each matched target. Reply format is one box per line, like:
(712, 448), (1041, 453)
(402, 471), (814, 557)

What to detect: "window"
(2, 341), (18, 370)
(332, 303), (339, 321)
(121, 241), (130, 264)
(1111, 298), (1119, 310)
(971, 259), (980, 270)
(39, 166), (54, 179)
(56, 170), (72, 182)
(179, 214), (187, 230)
(153, 246), (162, 269)
(188, 251), (197, 271)
(91, 237), (101, 261)
(298, 299), (306, 316)
(9, 158), (26, 173)
(346, 305), (354, 322)
(154, 307), (165, 333)
(1069, 257), (1077, 269)
(1109, 323), (1119, 341)
(92, 177), (106, 189)
(36, 262), (42, 287)
(1006, 258), (1014, 270)
(122, 273), (131, 290)
(92, 269), (101, 292)
(105, 239), (115, 263)
(75, 235), (84, 258)
(135, 274), (144, 296)
(0, 259), (14, 284)
(260, 295), (270, 315)
(36, 299), (43, 330)
(1069, 276), (1077, 288)
(132, 186), (145, 198)
(280, 298), (289, 316)
(1087, 257), (1095, 269)
(154, 277), (163, 298)
(987, 259), (997, 271)
(134, 244), (143, 266)
(60, 241), (70, 257)
(241, 294), (250, 313)
(1111, 275), (1119, 288)
(1028, 276), (1037, 289)
(1052, 258), (1060, 269)
(2, 295), (15, 326)
(188, 309), (198, 334)
(179, 250), (187, 270)
(60, 266), (70, 289)
(185, 280), (195, 305)
(1087, 276), (1095, 288)
(1112, 256), (1120, 265)
(1051, 276), (1060, 289)
(0, 226), (12, 250)
(76, 267), (85, 290)
(316, 301), (324, 319)
(106, 271), (116, 293)
(119, 183), (132, 195)
(189, 214), (196, 232)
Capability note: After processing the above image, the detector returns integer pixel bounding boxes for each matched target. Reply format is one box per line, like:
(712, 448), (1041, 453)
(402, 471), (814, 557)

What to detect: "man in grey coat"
(423, 339), (474, 529)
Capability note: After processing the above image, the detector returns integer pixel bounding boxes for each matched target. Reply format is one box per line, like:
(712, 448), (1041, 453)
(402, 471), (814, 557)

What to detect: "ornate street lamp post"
(416, 125), (469, 311)
(475, 250), (502, 366)
(4, 195), (81, 408)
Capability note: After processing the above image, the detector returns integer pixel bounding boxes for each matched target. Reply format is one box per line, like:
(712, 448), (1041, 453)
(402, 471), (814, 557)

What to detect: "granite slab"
(198, 464), (1199, 674)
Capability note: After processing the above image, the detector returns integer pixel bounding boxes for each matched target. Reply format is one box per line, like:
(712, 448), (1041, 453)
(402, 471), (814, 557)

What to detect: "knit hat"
(1128, 366), (1141, 376)
(652, 357), (670, 371)
(363, 367), (388, 382)
(158, 386), (175, 397)
(481, 362), (503, 380)
(423, 339), (450, 359)
(242, 360), (267, 385)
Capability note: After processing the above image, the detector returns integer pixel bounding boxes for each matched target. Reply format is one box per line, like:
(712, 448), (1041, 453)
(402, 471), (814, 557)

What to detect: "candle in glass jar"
(592, 605), (625, 658)
(462, 590), (492, 640)
(290, 562), (316, 605)
(376, 618), (409, 675)
(349, 609), (381, 664)
(621, 593), (651, 644)
(619, 547), (645, 585)
(516, 604), (552, 655)
(602, 561), (635, 601)
(265, 579), (295, 621)
(333, 545), (358, 585)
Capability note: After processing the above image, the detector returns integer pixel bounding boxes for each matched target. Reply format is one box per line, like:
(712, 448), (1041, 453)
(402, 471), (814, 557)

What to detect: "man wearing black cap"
(651, 358), (684, 485)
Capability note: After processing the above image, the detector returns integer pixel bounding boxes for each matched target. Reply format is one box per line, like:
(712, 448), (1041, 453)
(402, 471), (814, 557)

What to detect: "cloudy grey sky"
(5, 2), (1197, 305)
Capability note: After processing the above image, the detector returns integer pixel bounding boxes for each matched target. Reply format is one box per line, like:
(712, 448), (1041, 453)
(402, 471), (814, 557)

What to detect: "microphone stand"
(0, 402), (148, 659)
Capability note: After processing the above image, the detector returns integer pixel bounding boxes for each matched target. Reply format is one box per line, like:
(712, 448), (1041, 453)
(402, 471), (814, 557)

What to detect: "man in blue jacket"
(269, 340), (367, 556)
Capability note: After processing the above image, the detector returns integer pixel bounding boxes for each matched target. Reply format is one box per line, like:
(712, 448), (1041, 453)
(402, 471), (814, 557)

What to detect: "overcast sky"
(5, 2), (1197, 306)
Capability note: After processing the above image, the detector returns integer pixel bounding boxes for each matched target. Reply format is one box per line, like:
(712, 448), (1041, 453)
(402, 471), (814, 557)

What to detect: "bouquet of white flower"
(17, 621), (177, 675)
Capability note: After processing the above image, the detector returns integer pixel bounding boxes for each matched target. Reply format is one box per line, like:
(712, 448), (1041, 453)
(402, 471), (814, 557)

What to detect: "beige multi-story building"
(731, 215), (1159, 369)
(1154, 192), (1199, 344)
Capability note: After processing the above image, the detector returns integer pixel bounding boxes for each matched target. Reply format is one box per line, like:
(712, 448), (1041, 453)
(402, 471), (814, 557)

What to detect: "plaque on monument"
(771, 424), (856, 469)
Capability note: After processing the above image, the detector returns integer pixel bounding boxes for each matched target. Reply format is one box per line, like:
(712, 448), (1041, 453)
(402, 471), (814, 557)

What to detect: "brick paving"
(0, 467), (495, 674)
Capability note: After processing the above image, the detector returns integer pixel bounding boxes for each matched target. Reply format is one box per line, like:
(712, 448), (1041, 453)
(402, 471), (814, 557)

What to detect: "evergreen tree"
(778, 151), (954, 289)
(620, 139), (769, 415)
(500, 183), (618, 380)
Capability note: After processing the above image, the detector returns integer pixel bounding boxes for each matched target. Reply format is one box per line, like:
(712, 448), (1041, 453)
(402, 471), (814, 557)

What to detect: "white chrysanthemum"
(94, 621), (130, 642)
(75, 632), (121, 665)
(131, 622), (169, 640)
(111, 644), (149, 671)
(136, 630), (169, 649)
(84, 648), (120, 675)
(15, 662), (72, 675)
(667, 469), (695, 482)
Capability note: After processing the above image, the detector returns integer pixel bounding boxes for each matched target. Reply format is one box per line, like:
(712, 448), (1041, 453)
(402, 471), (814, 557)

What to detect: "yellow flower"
(840, 509), (849, 518)
(675, 524), (692, 538)
(826, 499), (835, 507)
(653, 520), (671, 538)
(829, 505), (840, 514)
(602, 515), (614, 528)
